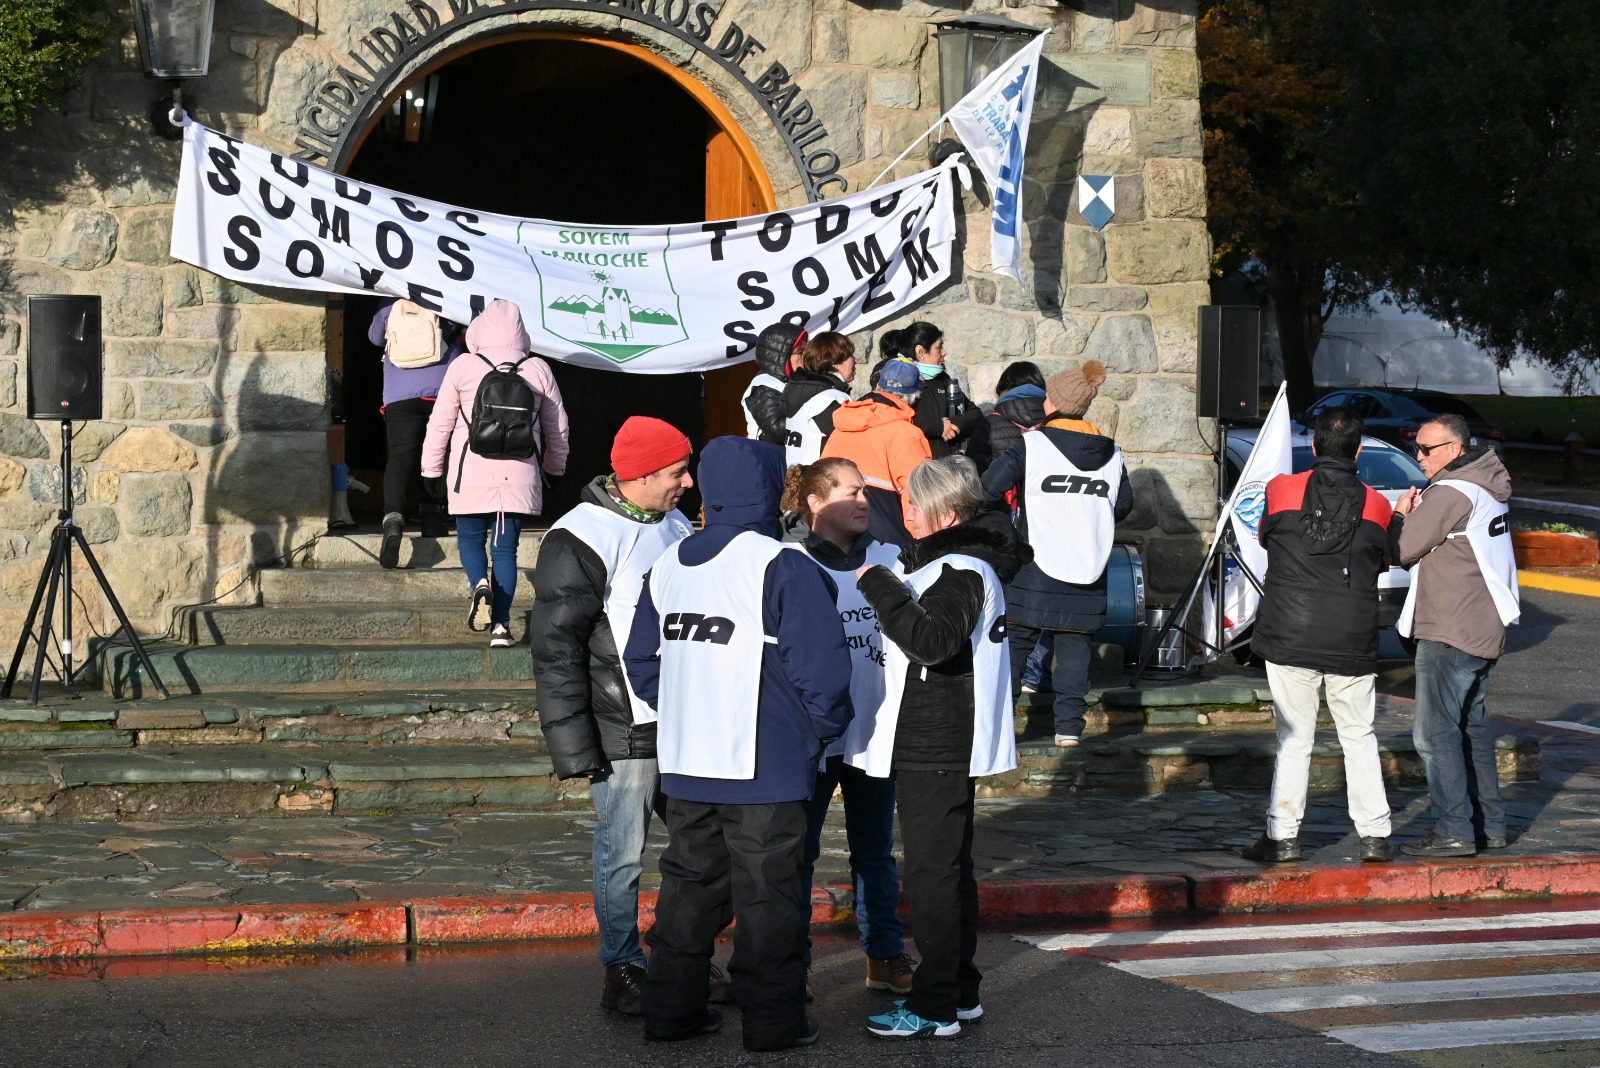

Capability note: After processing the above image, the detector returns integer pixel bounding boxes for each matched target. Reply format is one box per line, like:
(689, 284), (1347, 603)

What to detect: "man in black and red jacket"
(1242, 407), (1399, 865)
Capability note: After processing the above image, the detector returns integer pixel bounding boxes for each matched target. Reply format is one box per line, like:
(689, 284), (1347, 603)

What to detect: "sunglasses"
(1415, 439), (1460, 457)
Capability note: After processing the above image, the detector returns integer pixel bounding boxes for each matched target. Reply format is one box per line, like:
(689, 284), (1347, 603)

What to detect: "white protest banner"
(1196, 382), (1293, 660)
(943, 32), (1047, 283)
(171, 120), (961, 374)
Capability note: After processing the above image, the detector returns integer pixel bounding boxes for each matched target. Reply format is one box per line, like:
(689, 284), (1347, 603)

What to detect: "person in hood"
(820, 358), (933, 547)
(367, 299), (465, 566)
(624, 436), (851, 1052)
(850, 455), (1031, 1040)
(781, 332), (855, 468)
(869, 321), (982, 459)
(742, 321), (807, 446)
(421, 299), (570, 647)
(966, 360), (1047, 474)
(530, 416), (697, 1017)
(1240, 407), (1398, 866)
(780, 458), (914, 998)
(981, 360), (1133, 746)
(1392, 413), (1520, 858)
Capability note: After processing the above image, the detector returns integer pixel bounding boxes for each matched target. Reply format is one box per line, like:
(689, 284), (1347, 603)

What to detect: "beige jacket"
(1395, 447), (1514, 660)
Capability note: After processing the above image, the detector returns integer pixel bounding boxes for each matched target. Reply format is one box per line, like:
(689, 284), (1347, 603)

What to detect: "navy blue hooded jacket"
(623, 436), (853, 804)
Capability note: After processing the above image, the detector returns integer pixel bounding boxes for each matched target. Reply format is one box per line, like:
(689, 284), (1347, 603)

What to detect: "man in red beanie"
(531, 415), (698, 1016)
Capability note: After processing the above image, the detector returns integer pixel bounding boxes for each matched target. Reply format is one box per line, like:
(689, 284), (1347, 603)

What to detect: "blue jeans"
(1023, 633), (1055, 694)
(1412, 639), (1505, 843)
(799, 756), (904, 962)
(589, 756), (663, 968)
(454, 513), (523, 627)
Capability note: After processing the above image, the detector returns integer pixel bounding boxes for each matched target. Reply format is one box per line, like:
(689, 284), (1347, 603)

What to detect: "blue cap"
(877, 358), (921, 396)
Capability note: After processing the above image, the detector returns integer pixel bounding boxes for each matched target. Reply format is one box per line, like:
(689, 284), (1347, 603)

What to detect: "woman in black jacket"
(966, 360), (1048, 474)
(869, 321), (982, 459)
(852, 456), (1031, 1040)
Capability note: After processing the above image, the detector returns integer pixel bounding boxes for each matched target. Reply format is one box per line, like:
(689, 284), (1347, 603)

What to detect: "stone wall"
(0, 0), (1211, 652)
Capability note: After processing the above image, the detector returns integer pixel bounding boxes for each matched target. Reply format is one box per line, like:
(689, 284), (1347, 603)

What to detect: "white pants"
(1265, 662), (1393, 840)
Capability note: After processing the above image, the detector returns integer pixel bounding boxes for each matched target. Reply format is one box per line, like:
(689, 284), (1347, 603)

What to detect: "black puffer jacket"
(1252, 458), (1395, 675)
(530, 477), (670, 778)
(980, 421), (1135, 631)
(967, 388), (1047, 473)
(858, 510), (1032, 771)
(781, 367), (850, 444)
(868, 358), (983, 459)
(744, 323), (803, 445)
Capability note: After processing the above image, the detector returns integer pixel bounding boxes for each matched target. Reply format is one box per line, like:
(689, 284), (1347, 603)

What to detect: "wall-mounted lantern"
(934, 14), (1045, 114)
(129, 0), (217, 138)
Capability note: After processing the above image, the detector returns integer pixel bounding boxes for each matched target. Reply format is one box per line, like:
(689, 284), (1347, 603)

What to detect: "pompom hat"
(1047, 360), (1107, 418)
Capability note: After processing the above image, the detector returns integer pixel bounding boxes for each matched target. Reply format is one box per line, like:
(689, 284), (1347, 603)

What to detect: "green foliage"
(0, 0), (121, 130)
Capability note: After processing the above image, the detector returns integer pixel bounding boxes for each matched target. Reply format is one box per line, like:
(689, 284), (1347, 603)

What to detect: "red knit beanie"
(612, 416), (692, 481)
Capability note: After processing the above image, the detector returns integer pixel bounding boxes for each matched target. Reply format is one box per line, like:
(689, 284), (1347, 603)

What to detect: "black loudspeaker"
(1196, 305), (1262, 423)
(26, 295), (102, 421)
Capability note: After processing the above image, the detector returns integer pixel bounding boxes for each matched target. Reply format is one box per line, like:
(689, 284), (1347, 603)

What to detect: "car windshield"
(1291, 447), (1427, 490)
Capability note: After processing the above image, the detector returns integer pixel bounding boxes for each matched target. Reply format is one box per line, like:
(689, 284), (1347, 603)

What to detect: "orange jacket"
(822, 394), (932, 533)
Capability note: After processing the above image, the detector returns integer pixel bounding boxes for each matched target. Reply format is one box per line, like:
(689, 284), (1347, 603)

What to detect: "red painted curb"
(3, 858), (1599, 961)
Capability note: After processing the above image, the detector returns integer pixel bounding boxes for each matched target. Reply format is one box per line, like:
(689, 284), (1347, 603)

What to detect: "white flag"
(943, 33), (1047, 283)
(1197, 382), (1293, 658)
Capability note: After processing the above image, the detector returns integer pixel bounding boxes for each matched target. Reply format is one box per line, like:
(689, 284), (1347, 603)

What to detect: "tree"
(0, 0), (120, 131)
(1198, 0), (1372, 412)
(1329, 2), (1600, 390)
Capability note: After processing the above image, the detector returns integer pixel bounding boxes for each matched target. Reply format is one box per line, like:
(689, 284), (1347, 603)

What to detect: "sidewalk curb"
(3, 857), (1598, 963)
(1519, 569), (1600, 598)
(1511, 495), (1600, 522)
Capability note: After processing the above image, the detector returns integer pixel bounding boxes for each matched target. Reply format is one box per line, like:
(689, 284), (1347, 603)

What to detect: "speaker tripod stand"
(2, 421), (168, 704)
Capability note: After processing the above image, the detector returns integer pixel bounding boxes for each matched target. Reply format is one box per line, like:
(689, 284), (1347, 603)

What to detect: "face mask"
(915, 362), (941, 380)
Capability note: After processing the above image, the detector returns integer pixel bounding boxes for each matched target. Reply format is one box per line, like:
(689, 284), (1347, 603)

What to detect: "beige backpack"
(383, 300), (444, 368)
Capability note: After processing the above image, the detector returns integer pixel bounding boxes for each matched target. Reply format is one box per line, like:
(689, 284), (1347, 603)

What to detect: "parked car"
(1301, 388), (1504, 458)
(1224, 430), (1426, 629)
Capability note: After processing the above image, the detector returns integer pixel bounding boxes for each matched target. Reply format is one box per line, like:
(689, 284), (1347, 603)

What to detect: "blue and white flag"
(944, 32), (1048, 283)
(1197, 382), (1292, 659)
(1077, 175), (1115, 230)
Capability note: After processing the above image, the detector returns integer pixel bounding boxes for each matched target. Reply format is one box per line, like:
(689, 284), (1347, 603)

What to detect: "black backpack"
(455, 354), (543, 490)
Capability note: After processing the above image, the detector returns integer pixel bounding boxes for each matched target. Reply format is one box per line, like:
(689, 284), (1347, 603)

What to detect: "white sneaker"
(488, 623), (514, 648)
(1054, 734), (1081, 748)
(956, 1004), (984, 1024)
(467, 579), (492, 632)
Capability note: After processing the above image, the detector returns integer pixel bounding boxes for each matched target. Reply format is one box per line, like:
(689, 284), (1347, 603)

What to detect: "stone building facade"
(0, 0), (1212, 649)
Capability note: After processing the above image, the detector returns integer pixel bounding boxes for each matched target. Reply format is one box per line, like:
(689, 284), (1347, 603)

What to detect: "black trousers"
(382, 397), (446, 526)
(644, 797), (809, 1051)
(1008, 622), (1094, 739)
(897, 769), (980, 1023)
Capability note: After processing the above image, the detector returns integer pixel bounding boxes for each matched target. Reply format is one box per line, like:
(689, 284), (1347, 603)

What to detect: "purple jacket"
(420, 300), (570, 518)
(368, 300), (466, 407)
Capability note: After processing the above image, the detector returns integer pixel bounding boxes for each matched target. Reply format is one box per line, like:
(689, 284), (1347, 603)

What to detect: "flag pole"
(865, 109), (956, 190)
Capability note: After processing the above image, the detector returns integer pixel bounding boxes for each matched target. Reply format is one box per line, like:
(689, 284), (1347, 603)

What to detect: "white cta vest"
(784, 387), (849, 468)
(741, 372), (785, 438)
(1022, 432), (1122, 584)
(846, 553), (1017, 780)
(649, 531), (794, 779)
(803, 539), (902, 760)
(1397, 478), (1520, 638)
(546, 502), (693, 725)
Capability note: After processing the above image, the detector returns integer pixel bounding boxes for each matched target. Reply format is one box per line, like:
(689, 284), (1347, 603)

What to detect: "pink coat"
(421, 300), (570, 518)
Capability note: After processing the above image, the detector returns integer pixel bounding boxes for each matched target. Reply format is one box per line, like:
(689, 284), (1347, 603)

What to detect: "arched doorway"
(330, 34), (775, 524)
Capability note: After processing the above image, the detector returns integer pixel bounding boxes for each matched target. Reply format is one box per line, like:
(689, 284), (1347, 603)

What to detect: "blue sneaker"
(866, 1001), (961, 1040)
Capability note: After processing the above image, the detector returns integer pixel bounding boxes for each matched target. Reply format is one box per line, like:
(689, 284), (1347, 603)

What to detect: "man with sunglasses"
(1392, 414), (1520, 857)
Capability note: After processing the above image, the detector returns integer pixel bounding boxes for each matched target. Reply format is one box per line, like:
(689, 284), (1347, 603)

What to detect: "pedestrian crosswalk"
(1021, 906), (1600, 1058)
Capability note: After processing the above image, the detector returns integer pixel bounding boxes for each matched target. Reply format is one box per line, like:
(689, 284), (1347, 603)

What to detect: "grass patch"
(1468, 395), (1600, 444)
(1502, 448), (1600, 490)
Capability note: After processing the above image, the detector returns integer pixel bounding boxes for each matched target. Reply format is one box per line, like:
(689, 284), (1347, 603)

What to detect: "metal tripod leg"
(1, 526), (67, 700)
(27, 534), (66, 706)
(69, 525), (168, 700)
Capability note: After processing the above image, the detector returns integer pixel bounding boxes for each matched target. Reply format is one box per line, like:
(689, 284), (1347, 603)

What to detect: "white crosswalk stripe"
(1022, 908), (1600, 1057)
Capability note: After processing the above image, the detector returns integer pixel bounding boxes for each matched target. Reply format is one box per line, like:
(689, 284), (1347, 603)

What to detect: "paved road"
(0, 930), (1409, 1068)
(1029, 898), (1600, 1067)
(1378, 586), (1600, 725)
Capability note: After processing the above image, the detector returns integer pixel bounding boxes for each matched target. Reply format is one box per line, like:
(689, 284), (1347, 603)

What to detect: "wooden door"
(702, 119), (773, 442)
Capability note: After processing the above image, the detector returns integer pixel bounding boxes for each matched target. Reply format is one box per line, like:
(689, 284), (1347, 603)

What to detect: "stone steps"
(90, 641), (535, 697)
(0, 728), (1541, 824)
(257, 566), (538, 605)
(176, 603), (493, 646)
(306, 532), (545, 571)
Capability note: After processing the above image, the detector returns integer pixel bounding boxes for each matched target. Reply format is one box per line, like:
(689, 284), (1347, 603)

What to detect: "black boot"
(379, 512), (403, 570)
(601, 962), (646, 1015)
(1359, 836), (1393, 863)
(1240, 834), (1301, 863)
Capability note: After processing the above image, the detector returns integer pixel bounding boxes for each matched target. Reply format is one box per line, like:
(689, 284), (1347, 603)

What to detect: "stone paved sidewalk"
(5, 757), (1599, 914)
